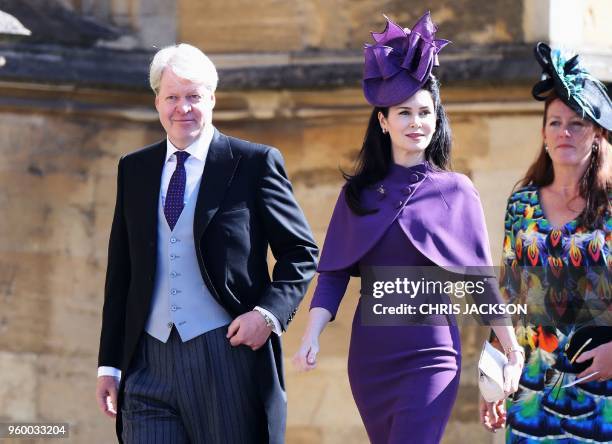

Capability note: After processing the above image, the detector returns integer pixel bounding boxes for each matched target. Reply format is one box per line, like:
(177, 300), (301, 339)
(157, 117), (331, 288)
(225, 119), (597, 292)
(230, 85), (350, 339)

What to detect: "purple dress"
(312, 162), (499, 444)
(312, 219), (461, 444)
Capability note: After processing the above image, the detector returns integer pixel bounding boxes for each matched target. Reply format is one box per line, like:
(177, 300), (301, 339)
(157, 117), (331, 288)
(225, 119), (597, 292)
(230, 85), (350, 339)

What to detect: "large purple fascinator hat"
(532, 42), (612, 131)
(363, 11), (450, 107)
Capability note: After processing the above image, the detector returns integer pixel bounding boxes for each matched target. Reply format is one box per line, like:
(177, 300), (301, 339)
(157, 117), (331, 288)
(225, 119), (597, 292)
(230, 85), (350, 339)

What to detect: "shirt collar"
(165, 124), (214, 163)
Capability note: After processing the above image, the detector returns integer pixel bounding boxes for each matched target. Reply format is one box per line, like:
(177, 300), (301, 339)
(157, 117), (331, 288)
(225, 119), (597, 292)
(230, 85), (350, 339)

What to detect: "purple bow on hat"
(363, 12), (450, 107)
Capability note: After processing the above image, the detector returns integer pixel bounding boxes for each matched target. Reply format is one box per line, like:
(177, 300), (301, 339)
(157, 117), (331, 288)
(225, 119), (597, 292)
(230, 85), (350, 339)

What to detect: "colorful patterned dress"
(498, 186), (611, 443)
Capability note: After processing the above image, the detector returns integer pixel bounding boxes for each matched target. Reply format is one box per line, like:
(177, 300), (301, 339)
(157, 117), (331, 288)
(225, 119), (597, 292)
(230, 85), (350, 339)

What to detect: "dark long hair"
(517, 94), (611, 228)
(343, 76), (452, 214)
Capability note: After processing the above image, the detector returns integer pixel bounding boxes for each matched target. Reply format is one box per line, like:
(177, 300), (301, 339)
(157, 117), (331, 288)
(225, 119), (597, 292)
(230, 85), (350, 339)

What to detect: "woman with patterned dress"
(292, 13), (524, 444)
(483, 43), (612, 443)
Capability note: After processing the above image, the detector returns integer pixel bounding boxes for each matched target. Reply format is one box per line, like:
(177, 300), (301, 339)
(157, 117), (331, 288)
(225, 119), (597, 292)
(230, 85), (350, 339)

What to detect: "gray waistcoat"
(145, 179), (232, 342)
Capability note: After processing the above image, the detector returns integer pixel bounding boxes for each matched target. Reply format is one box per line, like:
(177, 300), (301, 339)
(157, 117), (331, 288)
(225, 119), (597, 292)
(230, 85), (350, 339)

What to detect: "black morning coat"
(98, 128), (319, 443)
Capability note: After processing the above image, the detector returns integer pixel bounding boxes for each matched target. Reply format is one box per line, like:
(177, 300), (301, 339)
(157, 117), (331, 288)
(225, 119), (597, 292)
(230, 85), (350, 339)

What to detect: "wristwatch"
(253, 307), (275, 330)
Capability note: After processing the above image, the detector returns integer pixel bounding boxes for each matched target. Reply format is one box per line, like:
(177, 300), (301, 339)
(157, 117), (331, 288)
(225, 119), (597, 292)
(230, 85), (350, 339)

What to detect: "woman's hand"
(503, 351), (524, 395)
(292, 307), (332, 372)
(489, 324), (524, 396)
(292, 334), (320, 371)
(576, 341), (612, 382)
(479, 396), (506, 432)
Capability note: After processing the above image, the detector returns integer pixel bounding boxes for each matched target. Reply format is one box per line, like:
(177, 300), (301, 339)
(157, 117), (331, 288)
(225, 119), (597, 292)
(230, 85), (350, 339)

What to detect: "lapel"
(194, 129), (241, 240)
(137, 139), (167, 244)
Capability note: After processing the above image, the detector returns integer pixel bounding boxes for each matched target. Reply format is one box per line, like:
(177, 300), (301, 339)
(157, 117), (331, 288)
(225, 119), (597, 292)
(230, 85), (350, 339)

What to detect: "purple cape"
(318, 162), (495, 275)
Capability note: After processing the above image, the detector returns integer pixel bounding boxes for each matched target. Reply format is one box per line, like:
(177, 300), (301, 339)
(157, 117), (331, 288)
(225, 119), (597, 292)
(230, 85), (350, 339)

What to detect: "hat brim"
(532, 42), (612, 131)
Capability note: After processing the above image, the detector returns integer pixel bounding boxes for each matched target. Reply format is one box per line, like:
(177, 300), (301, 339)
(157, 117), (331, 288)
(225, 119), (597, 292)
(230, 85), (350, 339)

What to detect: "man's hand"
(576, 341), (612, 382)
(96, 376), (119, 419)
(226, 311), (272, 350)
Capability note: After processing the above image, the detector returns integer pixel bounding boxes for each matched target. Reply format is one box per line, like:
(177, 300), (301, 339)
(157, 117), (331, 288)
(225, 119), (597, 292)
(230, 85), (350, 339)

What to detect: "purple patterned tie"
(164, 151), (190, 230)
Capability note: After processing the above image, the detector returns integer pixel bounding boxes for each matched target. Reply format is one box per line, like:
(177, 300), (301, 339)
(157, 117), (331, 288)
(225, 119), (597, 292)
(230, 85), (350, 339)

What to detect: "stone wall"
(178, 0), (524, 53)
(23, 0), (612, 53)
(0, 1), (610, 443)
(0, 108), (160, 442)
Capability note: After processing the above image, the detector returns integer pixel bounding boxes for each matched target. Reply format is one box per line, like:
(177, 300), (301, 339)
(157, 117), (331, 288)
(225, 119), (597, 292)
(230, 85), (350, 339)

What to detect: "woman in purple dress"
(293, 13), (524, 444)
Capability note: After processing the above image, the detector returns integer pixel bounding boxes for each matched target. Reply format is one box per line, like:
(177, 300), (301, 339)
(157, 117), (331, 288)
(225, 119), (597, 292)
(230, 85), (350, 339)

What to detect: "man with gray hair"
(95, 43), (318, 443)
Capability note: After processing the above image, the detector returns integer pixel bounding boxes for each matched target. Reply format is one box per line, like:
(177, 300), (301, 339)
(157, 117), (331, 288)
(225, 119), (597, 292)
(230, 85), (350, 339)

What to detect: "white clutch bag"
(478, 341), (508, 402)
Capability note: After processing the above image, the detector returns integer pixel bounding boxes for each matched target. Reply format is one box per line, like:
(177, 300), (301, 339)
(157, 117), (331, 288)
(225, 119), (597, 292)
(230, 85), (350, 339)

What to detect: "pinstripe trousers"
(121, 326), (268, 444)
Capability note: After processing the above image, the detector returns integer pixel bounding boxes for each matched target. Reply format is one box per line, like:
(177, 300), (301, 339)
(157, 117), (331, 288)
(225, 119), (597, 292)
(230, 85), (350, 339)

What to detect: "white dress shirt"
(98, 128), (281, 380)
(160, 127), (212, 209)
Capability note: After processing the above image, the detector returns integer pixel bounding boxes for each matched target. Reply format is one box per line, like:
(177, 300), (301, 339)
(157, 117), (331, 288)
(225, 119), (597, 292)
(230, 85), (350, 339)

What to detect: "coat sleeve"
(255, 147), (319, 331)
(98, 157), (130, 368)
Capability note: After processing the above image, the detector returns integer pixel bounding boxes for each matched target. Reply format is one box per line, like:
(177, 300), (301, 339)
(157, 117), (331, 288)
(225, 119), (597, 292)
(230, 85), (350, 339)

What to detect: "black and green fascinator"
(532, 42), (612, 131)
